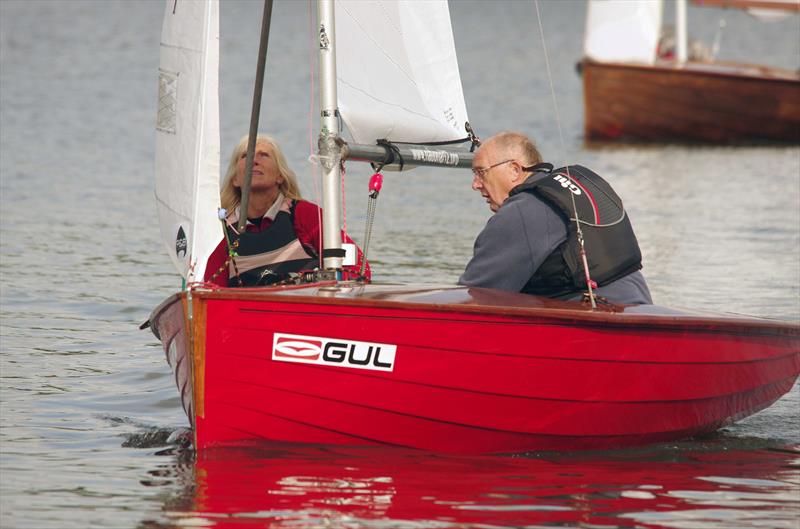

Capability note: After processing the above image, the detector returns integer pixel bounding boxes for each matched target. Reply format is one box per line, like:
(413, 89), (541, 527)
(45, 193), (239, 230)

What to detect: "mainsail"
(334, 0), (469, 144)
(155, 0), (220, 281)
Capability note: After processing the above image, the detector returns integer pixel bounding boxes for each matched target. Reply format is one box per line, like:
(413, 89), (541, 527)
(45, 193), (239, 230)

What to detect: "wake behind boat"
(146, 0), (799, 452)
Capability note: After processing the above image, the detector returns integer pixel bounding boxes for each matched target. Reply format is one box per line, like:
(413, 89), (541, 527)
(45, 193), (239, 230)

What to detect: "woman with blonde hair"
(204, 134), (369, 286)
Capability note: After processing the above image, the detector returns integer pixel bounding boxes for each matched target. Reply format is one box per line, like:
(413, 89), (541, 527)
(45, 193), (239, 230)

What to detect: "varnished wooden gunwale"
(163, 282), (800, 336)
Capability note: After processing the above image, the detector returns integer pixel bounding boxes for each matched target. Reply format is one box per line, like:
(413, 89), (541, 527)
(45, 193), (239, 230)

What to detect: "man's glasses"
(472, 159), (513, 180)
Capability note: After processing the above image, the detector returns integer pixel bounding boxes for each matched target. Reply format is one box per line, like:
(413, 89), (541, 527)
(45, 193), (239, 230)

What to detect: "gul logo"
(272, 333), (396, 372)
(553, 174), (582, 196)
(274, 336), (322, 360)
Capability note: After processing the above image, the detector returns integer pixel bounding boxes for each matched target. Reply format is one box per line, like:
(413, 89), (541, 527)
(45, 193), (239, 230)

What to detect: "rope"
(340, 162), (347, 237)
(360, 173), (383, 277)
(208, 238), (240, 285)
(375, 139), (404, 171)
(534, 0), (596, 308)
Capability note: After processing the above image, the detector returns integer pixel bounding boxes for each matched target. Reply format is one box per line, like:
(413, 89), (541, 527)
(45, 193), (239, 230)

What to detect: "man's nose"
(471, 176), (482, 190)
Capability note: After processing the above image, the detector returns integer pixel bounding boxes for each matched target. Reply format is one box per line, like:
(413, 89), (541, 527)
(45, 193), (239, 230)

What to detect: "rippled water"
(1, 1), (798, 528)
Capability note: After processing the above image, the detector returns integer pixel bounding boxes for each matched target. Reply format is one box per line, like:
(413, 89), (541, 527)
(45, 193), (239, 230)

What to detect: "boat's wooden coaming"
(582, 59), (800, 143)
(150, 284), (800, 452)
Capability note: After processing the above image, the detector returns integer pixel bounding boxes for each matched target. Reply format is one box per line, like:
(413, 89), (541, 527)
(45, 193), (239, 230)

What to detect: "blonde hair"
(489, 131), (543, 168)
(220, 134), (303, 211)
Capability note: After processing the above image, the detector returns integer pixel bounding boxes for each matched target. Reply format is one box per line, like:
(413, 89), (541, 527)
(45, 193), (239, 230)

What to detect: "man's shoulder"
(501, 188), (550, 214)
(498, 189), (567, 232)
(482, 193), (544, 234)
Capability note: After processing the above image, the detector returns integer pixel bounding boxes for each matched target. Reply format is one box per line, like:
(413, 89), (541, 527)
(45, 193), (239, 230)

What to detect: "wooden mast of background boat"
(238, 0), (274, 231)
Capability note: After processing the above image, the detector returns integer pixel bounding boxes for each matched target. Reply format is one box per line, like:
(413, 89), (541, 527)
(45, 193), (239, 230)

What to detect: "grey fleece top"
(459, 173), (652, 305)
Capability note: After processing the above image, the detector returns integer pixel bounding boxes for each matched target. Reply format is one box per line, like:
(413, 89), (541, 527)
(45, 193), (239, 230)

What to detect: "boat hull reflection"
(157, 444), (800, 529)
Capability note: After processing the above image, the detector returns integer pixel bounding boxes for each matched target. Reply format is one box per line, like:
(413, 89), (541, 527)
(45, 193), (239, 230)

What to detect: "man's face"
(471, 144), (515, 212)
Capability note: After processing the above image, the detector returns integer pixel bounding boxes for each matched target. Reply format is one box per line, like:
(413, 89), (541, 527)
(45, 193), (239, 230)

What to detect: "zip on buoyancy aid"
(226, 199), (319, 287)
(508, 163), (643, 297)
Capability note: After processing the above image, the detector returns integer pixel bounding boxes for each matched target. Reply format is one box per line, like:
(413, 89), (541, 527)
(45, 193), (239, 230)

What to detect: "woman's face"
(233, 140), (283, 192)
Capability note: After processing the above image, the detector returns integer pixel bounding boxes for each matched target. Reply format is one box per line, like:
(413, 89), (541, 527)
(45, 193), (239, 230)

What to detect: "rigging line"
(533, 0), (567, 164)
(341, 163), (347, 238)
(308, 0), (323, 267)
(534, 0), (596, 308)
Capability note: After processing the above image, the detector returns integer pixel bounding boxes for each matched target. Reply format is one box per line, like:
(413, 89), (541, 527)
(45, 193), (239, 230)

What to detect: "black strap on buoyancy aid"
(509, 163), (643, 297)
(227, 200), (318, 287)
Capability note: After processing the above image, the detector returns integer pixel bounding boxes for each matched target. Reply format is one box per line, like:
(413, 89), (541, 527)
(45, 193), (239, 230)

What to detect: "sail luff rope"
(533, 0), (597, 308)
(308, 0), (323, 268)
(340, 163), (347, 237)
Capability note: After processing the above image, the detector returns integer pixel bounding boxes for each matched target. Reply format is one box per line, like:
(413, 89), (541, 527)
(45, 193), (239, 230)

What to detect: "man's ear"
(510, 161), (523, 182)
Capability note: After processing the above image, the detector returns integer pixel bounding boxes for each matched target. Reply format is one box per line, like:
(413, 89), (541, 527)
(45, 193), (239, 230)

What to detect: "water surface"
(1, 1), (798, 528)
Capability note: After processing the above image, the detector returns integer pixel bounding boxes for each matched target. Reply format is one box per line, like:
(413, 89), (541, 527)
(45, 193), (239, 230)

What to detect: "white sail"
(155, 0), (220, 282)
(584, 0), (663, 65)
(334, 0), (469, 144)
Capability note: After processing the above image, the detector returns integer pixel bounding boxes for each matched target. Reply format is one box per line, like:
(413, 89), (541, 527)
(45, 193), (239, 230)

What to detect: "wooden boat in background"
(147, 0), (799, 453)
(582, 0), (800, 143)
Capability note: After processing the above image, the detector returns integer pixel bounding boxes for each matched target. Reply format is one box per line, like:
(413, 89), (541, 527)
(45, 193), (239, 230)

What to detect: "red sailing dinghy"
(151, 285), (799, 453)
(148, 0), (800, 453)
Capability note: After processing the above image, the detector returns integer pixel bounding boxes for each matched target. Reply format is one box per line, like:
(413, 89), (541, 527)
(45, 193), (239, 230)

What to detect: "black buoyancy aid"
(226, 200), (318, 287)
(509, 163), (643, 297)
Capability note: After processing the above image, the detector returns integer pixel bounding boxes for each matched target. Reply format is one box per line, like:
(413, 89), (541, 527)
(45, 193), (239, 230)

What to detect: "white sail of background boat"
(155, 0), (220, 283)
(581, 0), (800, 143)
(584, 0), (663, 65)
(147, 0), (799, 453)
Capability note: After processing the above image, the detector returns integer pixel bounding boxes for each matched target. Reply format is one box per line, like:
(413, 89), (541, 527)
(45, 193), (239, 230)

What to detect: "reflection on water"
(139, 442), (799, 529)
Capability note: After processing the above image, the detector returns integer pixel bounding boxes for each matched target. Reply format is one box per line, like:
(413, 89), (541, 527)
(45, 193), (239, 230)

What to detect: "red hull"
(150, 283), (800, 453)
(582, 59), (800, 143)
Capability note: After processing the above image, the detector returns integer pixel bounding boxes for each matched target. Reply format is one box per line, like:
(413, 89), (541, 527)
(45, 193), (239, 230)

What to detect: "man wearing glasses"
(459, 131), (652, 305)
